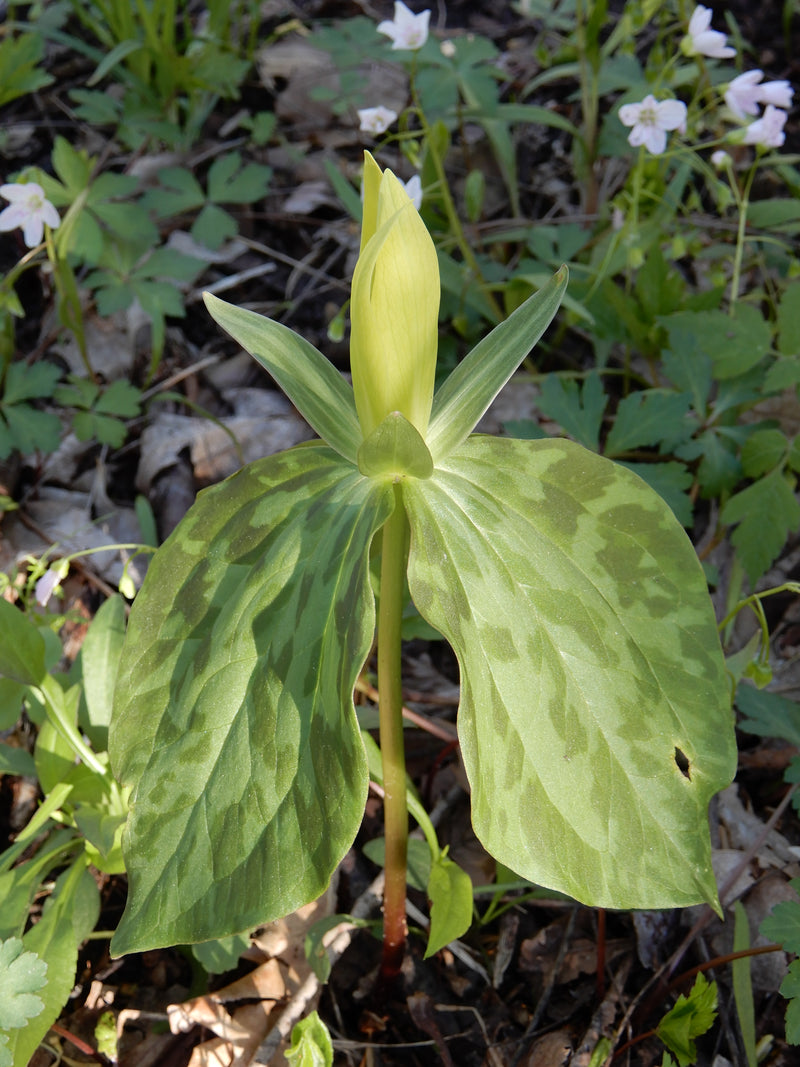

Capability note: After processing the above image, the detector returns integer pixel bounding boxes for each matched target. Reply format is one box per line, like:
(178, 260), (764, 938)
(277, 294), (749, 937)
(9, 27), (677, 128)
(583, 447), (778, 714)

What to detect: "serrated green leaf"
(204, 293), (362, 463)
(3, 361), (61, 404)
(426, 267), (567, 461)
(207, 152), (271, 204)
(605, 391), (692, 457)
(779, 958), (800, 1043)
(425, 852), (473, 957)
(133, 278), (185, 319)
(1, 404), (62, 456)
(403, 437), (735, 910)
(736, 684), (800, 748)
(762, 358), (800, 394)
(110, 444), (393, 953)
(760, 897), (800, 955)
(676, 430), (740, 498)
(661, 349), (712, 416)
(51, 137), (92, 195)
(740, 428), (788, 477)
(93, 380), (142, 417)
(721, 470), (800, 585)
(7, 862), (87, 1067)
(191, 201), (239, 249)
(0, 33), (53, 107)
(0, 938), (47, 1029)
(536, 371), (607, 451)
(659, 307), (771, 381)
(145, 166), (205, 217)
(134, 247), (205, 285)
(656, 973), (718, 1067)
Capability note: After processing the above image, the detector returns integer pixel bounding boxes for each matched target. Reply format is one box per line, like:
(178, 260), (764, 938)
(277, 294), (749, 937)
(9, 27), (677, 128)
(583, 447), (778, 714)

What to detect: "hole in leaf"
(674, 746), (691, 780)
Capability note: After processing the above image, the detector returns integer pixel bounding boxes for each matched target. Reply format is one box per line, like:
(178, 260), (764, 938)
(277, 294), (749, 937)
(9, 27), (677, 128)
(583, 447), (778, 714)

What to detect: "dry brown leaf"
(519, 1029), (573, 1067)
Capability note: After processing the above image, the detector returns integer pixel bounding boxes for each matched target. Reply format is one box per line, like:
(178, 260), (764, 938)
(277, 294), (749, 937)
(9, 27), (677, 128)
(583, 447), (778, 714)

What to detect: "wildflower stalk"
(377, 483), (410, 977)
(728, 161), (756, 311)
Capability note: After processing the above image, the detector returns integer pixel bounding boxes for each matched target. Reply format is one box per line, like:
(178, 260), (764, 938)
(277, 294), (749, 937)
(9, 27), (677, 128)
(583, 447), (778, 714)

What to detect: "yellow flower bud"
(350, 152), (440, 439)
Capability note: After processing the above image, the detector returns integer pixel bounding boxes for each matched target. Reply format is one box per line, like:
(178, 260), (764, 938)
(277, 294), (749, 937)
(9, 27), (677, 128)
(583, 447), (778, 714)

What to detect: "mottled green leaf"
(618, 461), (693, 527)
(110, 444), (392, 953)
(204, 293), (362, 463)
(403, 437), (735, 910)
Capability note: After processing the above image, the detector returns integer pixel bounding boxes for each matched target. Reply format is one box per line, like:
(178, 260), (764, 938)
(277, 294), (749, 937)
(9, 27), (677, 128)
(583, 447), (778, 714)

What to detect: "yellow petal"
(360, 151), (383, 253)
(351, 164), (439, 440)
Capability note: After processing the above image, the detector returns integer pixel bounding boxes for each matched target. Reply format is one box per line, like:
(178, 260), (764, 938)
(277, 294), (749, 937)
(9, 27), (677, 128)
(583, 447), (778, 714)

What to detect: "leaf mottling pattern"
(404, 436), (735, 911)
(110, 444), (392, 953)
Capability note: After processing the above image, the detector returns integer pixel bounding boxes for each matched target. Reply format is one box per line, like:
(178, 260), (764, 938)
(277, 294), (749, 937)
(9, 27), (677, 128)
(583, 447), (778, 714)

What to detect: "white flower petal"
(688, 5), (712, 37)
(21, 215), (44, 247)
(0, 205), (27, 231)
(757, 80), (794, 109)
(655, 99), (688, 130)
(618, 102), (642, 127)
(377, 0), (430, 50)
(403, 174), (422, 209)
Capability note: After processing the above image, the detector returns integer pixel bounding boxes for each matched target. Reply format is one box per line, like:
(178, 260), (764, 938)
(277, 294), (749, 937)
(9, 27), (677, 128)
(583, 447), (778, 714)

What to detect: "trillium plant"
(109, 154), (736, 973)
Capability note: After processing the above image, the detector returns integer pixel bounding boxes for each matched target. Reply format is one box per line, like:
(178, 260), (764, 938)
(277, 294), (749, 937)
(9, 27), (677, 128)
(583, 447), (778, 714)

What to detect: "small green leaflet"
(656, 973), (718, 1066)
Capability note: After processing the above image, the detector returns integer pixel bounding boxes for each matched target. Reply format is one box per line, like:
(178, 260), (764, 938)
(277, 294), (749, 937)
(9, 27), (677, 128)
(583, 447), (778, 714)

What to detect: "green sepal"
(203, 292), (362, 463)
(403, 435), (736, 912)
(357, 411), (434, 481)
(426, 266), (567, 462)
(110, 443), (393, 953)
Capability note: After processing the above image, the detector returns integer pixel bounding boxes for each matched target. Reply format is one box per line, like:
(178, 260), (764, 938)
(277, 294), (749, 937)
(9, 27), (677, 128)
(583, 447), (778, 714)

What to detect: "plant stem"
(378, 482), (410, 979)
(729, 161), (756, 311)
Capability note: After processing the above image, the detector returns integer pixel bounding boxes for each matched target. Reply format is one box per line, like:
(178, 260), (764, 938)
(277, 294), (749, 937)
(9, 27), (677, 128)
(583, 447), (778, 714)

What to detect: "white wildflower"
(377, 1), (430, 51)
(685, 5), (736, 59)
(0, 181), (60, 248)
(741, 104), (788, 148)
(358, 106), (398, 136)
(725, 69), (794, 119)
(618, 95), (688, 155)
